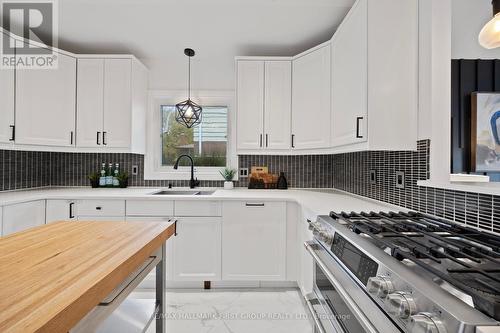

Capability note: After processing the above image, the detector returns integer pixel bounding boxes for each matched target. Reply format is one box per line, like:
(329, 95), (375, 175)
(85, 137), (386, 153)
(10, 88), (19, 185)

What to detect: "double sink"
(150, 190), (215, 196)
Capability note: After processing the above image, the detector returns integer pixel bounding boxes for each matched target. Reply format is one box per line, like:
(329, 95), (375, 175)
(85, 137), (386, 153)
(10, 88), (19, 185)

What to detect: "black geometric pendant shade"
(175, 48), (202, 128)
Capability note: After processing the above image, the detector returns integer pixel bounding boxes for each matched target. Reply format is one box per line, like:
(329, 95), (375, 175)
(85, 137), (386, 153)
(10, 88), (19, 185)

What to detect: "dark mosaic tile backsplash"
(0, 150), (333, 191)
(333, 140), (499, 233)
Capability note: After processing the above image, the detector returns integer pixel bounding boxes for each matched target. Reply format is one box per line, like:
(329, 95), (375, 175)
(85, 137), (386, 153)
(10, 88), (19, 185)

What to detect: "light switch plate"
(132, 165), (139, 176)
(396, 171), (405, 189)
(239, 168), (249, 178)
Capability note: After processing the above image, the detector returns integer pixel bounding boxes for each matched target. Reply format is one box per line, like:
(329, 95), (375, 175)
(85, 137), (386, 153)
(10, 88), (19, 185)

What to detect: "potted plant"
(117, 172), (129, 188)
(88, 172), (100, 188)
(220, 167), (236, 190)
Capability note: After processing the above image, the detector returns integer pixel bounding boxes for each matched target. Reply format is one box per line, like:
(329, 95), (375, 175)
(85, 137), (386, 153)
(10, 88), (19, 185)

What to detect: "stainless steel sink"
(151, 190), (215, 196)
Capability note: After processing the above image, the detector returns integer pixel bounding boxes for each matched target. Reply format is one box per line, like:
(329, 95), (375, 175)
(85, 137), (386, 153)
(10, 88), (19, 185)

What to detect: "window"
(145, 91), (236, 181)
(161, 105), (228, 167)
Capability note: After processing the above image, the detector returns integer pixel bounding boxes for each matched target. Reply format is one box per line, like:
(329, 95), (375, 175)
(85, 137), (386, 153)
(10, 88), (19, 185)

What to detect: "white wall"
(452, 0), (500, 59)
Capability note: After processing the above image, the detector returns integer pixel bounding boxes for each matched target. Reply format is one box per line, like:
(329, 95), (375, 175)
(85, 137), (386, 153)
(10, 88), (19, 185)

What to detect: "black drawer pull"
(245, 203), (265, 207)
(356, 117), (363, 139)
(95, 207), (102, 210)
(69, 202), (75, 219)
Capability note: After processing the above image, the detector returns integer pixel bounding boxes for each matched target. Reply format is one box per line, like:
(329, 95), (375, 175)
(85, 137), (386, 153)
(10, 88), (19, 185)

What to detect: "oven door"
(304, 241), (402, 333)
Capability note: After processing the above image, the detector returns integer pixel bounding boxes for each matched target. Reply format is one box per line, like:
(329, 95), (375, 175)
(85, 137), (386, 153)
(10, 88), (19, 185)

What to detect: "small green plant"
(117, 172), (129, 188)
(219, 167), (236, 181)
(88, 172), (99, 182)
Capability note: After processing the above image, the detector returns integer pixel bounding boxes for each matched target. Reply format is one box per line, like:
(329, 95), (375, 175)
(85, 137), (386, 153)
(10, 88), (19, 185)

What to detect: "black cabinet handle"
(265, 134), (268, 147)
(69, 202), (75, 219)
(97, 132), (101, 145)
(291, 134), (295, 148)
(356, 117), (363, 139)
(9, 125), (15, 141)
(259, 134), (263, 148)
(102, 132), (107, 145)
(70, 131), (74, 145)
(95, 206), (102, 210)
(245, 203), (265, 207)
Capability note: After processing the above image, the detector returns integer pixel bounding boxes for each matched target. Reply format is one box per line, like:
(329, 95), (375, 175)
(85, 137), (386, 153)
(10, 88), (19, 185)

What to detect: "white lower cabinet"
(171, 217), (221, 281)
(222, 201), (286, 281)
(46, 200), (77, 223)
(2, 200), (46, 236)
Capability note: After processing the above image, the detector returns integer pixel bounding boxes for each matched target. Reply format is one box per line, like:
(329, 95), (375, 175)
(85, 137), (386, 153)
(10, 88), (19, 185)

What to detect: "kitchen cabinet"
(297, 214), (314, 295)
(127, 200), (174, 217)
(46, 200), (77, 224)
(222, 201), (286, 281)
(76, 200), (125, 219)
(77, 58), (147, 150)
(2, 200), (45, 236)
(236, 59), (292, 152)
(0, 32), (15, 144)
(0, 207), (2, 236)
(330, 0), (418, 151)
(291, 44), (331, 150)
(171, 217), (221, 281)
(15, 46), (76, 147)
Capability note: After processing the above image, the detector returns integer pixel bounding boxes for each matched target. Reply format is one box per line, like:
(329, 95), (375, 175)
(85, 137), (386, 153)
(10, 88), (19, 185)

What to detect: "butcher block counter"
(0, 220), (176, 333)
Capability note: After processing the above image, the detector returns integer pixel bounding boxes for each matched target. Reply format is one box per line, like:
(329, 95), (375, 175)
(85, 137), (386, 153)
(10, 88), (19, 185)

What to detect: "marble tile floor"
(136, 288), (314, 333)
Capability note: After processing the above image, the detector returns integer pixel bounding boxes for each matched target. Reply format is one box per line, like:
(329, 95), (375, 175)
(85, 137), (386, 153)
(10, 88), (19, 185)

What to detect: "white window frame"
(145, 90), (237, 181)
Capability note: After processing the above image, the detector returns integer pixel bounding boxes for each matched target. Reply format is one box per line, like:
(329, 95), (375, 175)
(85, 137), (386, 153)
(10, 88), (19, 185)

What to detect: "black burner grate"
(330, 211), (500, 320)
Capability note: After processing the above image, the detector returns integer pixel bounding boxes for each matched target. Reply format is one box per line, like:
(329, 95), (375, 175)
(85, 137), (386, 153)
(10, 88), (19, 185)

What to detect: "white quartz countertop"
(0, 187), (404, 217)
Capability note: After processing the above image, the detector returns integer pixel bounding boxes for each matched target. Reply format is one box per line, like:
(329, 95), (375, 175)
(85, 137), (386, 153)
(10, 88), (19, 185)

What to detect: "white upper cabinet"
(77, 58), (140, 149)
(77, 59), (104, 147)
(236, 60), (265, 150)
(291, 45), (331, 150)
(331, 0), (368, 147)
(0, 63), (15, 144)
(331, 0), (418, 151)
(103, 59), (132, 148)
(264, 61), (291, 150)
(15, 46), (76, 147)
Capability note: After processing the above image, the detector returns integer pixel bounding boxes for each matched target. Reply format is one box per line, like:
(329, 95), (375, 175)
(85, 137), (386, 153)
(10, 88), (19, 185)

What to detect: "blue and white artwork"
(473, 93), (500, 172)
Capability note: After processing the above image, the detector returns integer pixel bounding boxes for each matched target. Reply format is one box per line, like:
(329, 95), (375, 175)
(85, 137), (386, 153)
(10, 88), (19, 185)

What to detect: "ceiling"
(12, 0), (356, 89)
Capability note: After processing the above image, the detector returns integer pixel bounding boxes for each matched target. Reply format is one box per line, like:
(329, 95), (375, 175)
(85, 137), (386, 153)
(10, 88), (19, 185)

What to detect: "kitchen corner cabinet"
(15, 47), (76, 147)
(236, 59), (292, 151)
(171, 217), (222, 281)
(291, 44), (331, 150)
(2, 200), (45, 236)
(77, 58), (148, 150)
(222, 201), (286, 281)
(330, 0), (418, 151)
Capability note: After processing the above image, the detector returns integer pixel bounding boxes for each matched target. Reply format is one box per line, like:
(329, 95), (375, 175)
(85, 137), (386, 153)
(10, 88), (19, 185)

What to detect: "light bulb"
(479, 13), (500, 49)
(185, 106), (194, 118)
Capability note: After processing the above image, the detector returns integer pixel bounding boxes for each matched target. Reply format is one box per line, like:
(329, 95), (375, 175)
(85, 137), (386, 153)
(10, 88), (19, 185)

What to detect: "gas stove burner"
(330, 210), (500, 320)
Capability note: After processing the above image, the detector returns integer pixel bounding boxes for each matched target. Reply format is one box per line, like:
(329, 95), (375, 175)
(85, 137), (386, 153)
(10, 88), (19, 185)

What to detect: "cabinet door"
(0, 35), (15, 144)
(46, 200), (76, 224)
(222, 201), (286, 280)
(331, 0), (368, 147)
(291, 45), (331, 149)
(103, 59), (132, 148)
(171, 217), (221, 281)
(2, 200), (45, 236)
(77, 59), (104, 147)
(236, 61), (264, 150)
(264, 61), (292, 150)
(15, 49), (76, 146)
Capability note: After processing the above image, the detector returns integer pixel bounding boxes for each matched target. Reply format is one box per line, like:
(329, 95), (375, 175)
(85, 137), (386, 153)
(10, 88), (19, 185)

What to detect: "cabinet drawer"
(174, 200), (221, 217)
(126, 200), (174, 217)
(77, 200), (125, 217)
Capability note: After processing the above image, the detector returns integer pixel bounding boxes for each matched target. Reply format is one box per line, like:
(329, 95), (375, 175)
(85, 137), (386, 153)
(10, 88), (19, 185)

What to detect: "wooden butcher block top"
(0, 220), (176, 333)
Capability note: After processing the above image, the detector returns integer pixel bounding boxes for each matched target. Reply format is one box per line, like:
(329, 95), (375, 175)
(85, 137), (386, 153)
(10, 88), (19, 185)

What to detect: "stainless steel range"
(304, 211), (500, 333)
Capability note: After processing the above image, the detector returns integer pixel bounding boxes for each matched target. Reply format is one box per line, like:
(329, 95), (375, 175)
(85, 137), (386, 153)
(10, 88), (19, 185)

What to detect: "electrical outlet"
(395, 171), (405, 189)
(369, 170), (377, 185)
(239, 168), (249, 178)
(132, 165), (139, 176)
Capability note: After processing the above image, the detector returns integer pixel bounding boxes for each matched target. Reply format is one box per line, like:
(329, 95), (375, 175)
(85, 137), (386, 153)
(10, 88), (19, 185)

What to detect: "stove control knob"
(367, 276), (394, 298)
(409, 312), (447, 333)
(318, 231), (333, 245)
(387, 292), (417, 319)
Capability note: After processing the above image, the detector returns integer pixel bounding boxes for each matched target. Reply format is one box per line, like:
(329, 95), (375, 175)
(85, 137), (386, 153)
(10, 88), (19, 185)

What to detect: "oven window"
(316, 265), (367, 333)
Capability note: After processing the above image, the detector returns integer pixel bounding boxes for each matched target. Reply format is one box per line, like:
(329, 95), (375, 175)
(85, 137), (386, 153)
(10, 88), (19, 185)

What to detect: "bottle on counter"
(106, 163), (114, 186)
(113, 163), (120, 187)
(99, 163), (106, 187)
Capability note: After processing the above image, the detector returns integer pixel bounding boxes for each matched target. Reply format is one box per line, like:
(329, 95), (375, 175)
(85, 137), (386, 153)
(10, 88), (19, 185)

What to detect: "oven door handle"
(305, 241), (379, 333)
(304, 296), (326, 333)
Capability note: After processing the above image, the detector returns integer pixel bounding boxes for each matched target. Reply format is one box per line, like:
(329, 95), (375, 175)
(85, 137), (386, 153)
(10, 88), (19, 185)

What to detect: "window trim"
(145, 90), (237, 181)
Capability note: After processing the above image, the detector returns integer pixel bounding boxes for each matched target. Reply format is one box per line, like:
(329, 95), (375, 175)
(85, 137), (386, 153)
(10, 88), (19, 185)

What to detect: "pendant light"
(479, 0), (500, 49)
(175, 48), (202, 128)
